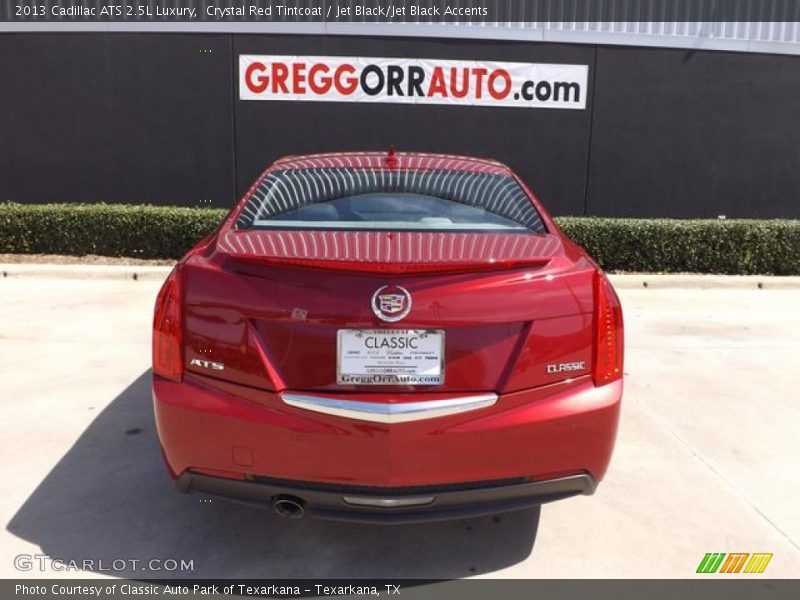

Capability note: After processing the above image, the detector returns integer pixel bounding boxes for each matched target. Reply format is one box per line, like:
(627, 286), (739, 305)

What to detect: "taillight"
(593, 270), (624, 386)
(153, 267), (183, 382)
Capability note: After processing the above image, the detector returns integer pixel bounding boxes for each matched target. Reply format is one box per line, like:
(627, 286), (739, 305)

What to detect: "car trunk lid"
(182, 230), (595, 394)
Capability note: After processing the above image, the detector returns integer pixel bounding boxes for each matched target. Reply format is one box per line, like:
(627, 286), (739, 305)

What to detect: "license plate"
(337, 329), (444, 385)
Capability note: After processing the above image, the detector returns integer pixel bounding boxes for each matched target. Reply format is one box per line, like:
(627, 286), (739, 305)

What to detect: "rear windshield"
(236, 168), (545, 233)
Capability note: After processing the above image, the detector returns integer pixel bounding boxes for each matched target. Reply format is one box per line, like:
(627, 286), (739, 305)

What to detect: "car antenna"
(385, 145), (399, 168)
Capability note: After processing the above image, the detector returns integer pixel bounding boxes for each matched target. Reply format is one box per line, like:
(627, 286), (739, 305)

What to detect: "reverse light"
(153, 266), (183, 382)
(593, 270), (624, 386)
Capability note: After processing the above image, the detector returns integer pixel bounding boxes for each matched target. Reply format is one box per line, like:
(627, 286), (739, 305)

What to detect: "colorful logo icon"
(696, 553), (773, 574)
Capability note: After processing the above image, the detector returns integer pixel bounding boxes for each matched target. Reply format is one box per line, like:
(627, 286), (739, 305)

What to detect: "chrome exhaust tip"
(271, 495), (306, 519)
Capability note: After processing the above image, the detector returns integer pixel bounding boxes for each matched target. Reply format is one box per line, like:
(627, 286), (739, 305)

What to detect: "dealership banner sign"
(240, 55), (588, 110)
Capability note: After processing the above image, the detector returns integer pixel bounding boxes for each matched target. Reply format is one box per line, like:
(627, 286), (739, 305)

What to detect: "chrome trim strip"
(342, 496), (436, 508)
(280, 392), (498, 423)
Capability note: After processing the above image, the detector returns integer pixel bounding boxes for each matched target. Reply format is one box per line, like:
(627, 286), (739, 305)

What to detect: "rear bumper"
(176, 471), (596, 524)
(153, 374), (622, 507)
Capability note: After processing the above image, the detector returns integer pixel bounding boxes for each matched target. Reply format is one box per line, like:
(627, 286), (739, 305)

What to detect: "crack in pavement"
(640, 403), (799, 552)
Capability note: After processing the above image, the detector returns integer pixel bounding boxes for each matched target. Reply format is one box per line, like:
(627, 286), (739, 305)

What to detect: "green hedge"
(1, 203), (798, 274)
(0, 203), (228, 260)
(557, 217), (800, 275)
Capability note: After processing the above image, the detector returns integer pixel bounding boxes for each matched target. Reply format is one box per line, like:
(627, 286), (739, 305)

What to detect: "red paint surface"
(153, 152), (624, 489)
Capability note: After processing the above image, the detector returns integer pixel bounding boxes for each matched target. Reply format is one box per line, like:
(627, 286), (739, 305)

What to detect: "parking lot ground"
(1, 270), (799, 579)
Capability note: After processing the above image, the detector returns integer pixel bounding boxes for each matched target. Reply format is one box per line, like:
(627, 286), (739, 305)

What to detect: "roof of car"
(271, 151), (512, 175)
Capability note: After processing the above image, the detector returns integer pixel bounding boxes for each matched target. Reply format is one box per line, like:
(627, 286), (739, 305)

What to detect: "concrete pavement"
(0, 269), (798, 578)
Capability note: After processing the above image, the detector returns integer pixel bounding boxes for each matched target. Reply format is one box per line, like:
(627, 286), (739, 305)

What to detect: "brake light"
(593, 270), (624, 386)
(153, 267), (183, 382)
(227, 254), (551, 274)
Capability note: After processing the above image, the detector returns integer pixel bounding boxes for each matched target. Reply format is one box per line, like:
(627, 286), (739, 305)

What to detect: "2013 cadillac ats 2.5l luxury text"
(152, 150), (624, 524)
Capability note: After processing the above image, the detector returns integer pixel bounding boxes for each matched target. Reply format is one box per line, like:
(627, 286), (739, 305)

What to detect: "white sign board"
(240, 55), (588, 109)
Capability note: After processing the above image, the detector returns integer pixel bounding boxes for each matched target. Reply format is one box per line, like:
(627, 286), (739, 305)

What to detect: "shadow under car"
(8, 370), (541, 579)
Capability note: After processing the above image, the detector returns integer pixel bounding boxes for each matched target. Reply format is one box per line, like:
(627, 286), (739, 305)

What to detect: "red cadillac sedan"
(152, 150), (623, 524)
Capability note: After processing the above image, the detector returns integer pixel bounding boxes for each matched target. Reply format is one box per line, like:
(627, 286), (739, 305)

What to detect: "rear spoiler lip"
(221, 253), (552, 275)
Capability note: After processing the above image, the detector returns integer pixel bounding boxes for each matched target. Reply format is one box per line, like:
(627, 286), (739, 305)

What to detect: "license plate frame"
(336, 329), (445, 386)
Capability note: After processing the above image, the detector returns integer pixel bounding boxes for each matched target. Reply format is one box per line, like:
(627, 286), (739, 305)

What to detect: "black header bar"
(4, 1), (800, 23)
